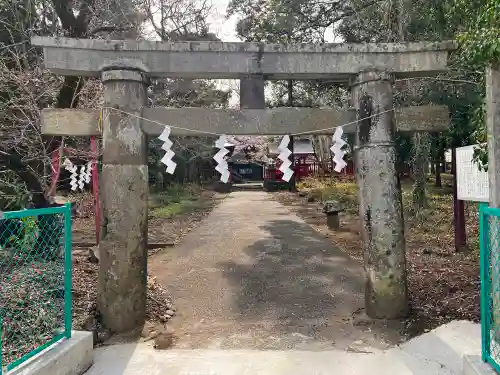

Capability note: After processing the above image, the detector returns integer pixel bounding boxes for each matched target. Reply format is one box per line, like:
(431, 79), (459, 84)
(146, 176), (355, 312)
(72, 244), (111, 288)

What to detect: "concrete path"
(85, 321), (481, 375)
(148, 191), (401, 350)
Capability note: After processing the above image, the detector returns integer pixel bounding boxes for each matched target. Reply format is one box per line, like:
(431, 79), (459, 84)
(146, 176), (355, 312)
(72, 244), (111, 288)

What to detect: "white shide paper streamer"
(278, 135), (294, 182)
(84, 162), (92, 184)
(63, 158), (79, 191)
(158, 125), (177, 174)
(330, 127), (347, 172)
(213, 135), (230, 183)
(78, 165), (86, 190)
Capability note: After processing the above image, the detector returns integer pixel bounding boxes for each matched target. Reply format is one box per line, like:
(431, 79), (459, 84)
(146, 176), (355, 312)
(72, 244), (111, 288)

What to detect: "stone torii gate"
(32, 36), (453, 333)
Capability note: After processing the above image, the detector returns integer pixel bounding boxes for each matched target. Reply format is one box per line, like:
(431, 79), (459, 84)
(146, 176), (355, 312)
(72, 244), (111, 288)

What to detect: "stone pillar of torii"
(33, 36), (453, 333)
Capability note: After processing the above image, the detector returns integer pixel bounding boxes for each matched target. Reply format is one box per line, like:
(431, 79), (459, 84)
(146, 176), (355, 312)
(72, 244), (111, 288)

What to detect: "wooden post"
(452, 147), (467, 251)
(287, 80), (297, 191)
(97, 69), (149, 333)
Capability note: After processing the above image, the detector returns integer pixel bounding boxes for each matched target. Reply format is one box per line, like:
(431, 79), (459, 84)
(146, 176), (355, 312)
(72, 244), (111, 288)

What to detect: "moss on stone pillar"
(98, 69), (149, 333)
(351, 70), (409, 319)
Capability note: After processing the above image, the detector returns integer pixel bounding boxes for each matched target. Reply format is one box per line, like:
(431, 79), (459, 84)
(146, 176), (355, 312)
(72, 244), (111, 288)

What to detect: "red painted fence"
(264, 161), (355, 181)
(51, 139), (101, 244)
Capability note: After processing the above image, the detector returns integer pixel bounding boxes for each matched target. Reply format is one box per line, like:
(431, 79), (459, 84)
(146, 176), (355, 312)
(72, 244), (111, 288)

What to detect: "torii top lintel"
(31, 36), (455, 80)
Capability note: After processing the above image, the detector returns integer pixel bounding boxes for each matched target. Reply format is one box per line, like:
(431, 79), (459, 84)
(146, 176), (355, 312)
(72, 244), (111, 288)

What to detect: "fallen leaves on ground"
(72, 254), (175, 335)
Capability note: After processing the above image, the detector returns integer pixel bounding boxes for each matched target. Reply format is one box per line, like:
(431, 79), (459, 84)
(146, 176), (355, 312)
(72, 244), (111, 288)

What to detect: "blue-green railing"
(0, 204), (72, 373)
(480, 204), (500, 373)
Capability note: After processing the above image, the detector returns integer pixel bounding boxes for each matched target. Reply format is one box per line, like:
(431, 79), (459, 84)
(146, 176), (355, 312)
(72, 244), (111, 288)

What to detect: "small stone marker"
(323, 200), (344, 230)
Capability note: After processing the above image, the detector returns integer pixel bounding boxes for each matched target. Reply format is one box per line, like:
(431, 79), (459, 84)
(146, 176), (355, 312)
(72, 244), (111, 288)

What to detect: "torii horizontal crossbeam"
(40, 106), (450, 136)
(31, 36), (454, 80)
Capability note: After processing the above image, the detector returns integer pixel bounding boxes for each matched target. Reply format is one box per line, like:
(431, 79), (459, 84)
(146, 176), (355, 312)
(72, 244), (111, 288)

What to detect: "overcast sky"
(203, 0), (242, 106)
(205, 0), (338, 42)
(206, 0), (241, 42)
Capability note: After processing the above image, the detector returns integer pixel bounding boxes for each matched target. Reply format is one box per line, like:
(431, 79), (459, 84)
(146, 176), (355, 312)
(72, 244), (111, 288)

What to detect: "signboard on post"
(456, 144), (489, 202)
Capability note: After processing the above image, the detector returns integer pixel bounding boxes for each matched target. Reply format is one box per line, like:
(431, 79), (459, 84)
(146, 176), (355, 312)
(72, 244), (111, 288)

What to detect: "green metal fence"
(0, 204), (72, 374)
(480, 204), (500, 373)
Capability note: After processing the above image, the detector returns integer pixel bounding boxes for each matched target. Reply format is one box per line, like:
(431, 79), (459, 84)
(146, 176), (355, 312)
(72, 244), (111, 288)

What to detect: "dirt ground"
(149, 190), (405, 351)
(273, 176), (480, 336)
(68, 187), (227, 343)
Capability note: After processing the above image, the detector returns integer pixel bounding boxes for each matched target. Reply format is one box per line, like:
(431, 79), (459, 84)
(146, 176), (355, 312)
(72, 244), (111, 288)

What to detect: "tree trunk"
(412, 132), (430, 213)
(435, 161), (442, 187)
(430, 134), (441, 187)
(311, 135), (333, 172)
(439, 148), (446, 173)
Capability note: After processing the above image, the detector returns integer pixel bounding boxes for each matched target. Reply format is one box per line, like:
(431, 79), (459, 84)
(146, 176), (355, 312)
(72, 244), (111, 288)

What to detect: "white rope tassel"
(278, 135), (294, 182)
(213, 135), (230, 183)
(330, 127), (347, 172)
(158, 125), (177, 175)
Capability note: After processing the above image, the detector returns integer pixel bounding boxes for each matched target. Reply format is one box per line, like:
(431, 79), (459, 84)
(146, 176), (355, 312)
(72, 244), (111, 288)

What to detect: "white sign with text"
(456, 144), (489, 202)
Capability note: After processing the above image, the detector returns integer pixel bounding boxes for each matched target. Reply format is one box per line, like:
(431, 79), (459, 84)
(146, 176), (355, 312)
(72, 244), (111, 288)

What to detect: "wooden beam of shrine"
(32, 36), (454, 80)
(40, 105), (450, 137)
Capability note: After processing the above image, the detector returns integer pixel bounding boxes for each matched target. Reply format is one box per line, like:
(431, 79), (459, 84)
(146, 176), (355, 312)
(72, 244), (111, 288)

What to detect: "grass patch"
(149, 184), (202, 219)
(298, 178), (358, 213)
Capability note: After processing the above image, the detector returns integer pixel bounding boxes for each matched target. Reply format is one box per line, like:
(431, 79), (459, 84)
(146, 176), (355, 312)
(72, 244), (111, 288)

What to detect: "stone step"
(462, 355), (497, 375)
(9, 331), (93, 375)
(85, 346), (389, 375)
(232, 183), (264, 191)
(83, 321), (482, 375)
